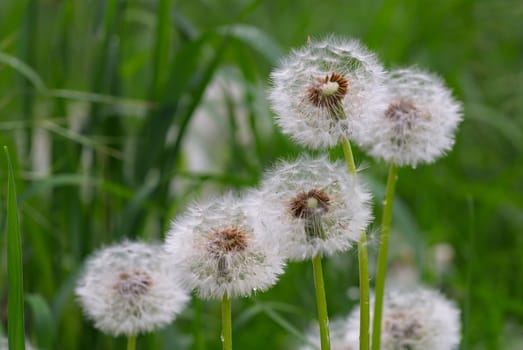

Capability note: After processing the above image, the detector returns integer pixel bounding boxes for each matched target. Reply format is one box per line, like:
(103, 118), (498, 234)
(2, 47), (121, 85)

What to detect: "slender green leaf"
(150, 0), (173, 100)
(4, 146), (26, 350)
(26, 294), (55, 350)
(216, 24), (284, 63)
(0, 51), (47, 93)
(50, 89), (153, 110)
(41, 121), (123, 159)
(263, 307), (319, 349)
(467, 102), (523, 152)
(235, 301), (312, 330)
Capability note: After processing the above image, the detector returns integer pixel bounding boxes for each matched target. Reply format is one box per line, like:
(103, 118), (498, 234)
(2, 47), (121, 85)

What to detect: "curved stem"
(312, 254), (331, 350)
(127, 335), (136, 350)
(340, 138), (370, 350)
(222, 293), (232, 350)
(371, 163), (398, 350)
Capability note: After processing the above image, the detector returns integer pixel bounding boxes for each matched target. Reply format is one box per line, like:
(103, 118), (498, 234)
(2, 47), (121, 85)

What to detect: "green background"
(1, 0), (522, 349)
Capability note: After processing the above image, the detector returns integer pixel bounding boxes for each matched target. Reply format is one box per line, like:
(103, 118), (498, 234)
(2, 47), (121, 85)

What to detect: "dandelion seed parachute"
(75, 241), (189, 337)
(268, 36), (388, 149)
(250, 156), (372, 261)
(354, 68), (463, 167)
(165, 193), (285, 300)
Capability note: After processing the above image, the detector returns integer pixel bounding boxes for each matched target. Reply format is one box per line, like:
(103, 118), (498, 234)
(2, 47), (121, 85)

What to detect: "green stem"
(222, 293), (232, 350)
(127, 335), (136, 350)
(341, 137), (357, 174)
(358, 231), (370, 350)
(340, 138), (370, 350)
(312, 254), (330, 350)
(371, 163), (398, 350)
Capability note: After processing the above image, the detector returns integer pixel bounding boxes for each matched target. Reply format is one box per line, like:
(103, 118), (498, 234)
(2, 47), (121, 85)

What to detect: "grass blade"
(263, 306), (319, 349)
(0, 51), (47, 94)
(150, 0), (173, 100)
(216, 24), (283, 63)
(4, 146), (26, 350)
(26, 294), (55, 350)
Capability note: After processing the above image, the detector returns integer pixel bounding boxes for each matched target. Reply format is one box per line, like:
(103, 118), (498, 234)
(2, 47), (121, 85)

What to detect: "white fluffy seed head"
(249, 156), (373, 261)
(269, 36), (388, 149)
(345, 287), (461, 350)
(164, 193), (285, 300)
(75, 241), (189, 337)
(354, 68), (463, 167)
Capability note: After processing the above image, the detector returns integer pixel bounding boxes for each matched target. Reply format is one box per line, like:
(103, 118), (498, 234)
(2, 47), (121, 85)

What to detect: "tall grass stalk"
(150, 0), (173, 100)
(371, 163), (398, 350)
(5, 146), (26, 350)
(341, 137), (369, 350)
(19, 0), (37, 159)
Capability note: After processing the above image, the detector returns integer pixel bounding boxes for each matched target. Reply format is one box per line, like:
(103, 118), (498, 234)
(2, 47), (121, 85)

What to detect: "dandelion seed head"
(250, 156), (372, 260)
(345, 287), (461, 350)
(75, 241), (189, 337)
(354, 68), (463, 167)
(113, 271), (153, 298)
(269, 36), (388, 149)
(165, 193), (285, 299)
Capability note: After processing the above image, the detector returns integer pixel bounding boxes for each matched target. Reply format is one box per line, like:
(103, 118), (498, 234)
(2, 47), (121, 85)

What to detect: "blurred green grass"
(5, 146), (26, 350)
(1, 0), (522, 349)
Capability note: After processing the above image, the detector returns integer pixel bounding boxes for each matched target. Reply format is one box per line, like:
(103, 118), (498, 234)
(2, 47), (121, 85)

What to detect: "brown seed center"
(290, 189), (331, 219)
(114, 270), (153, 297)
(385, 99), (419, 121)
(207, 227), (249, 279)
(307, 73), (349, 114)
(384, 311), (423, 340)
(207, 227), (248, 257)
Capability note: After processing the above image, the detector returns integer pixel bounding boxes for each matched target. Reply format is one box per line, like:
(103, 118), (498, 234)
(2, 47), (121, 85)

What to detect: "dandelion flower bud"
(355, 68), (463, 167)
(345, 287), (461, 350)
(165, 193), (285, 299)
(250, 156), (372, 261)
(75, 241), (189, 337)
(268, 36), (387, 149)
